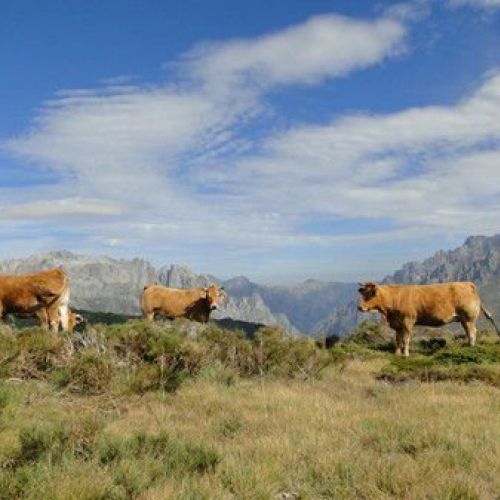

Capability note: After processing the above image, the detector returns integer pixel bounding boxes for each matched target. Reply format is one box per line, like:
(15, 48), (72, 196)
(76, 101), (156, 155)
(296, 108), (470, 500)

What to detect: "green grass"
(0, 320), (499, 498)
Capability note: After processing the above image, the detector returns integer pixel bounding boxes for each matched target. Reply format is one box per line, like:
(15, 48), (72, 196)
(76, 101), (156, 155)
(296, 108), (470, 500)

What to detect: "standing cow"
(0, 268), (71, 333)
(140, 284), (226, 323)
(357, 281), (499, 357)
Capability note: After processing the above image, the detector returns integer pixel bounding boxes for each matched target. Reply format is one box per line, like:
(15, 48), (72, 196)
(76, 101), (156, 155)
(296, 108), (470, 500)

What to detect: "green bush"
(17, 423), (69, 464)
(55, 349), (115, 394)
(347, 320), (388, 344)
(199, 326), (254, 375)
(0, 329), (71, 379)
(14, 415), (104, 466)
(378, 345), (500, 387)
(1, 320), (340, 394)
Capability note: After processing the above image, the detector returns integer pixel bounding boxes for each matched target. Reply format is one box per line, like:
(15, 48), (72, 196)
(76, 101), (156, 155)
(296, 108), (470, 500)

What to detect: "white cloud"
(0, 198), (127, 219)
(200, 72), (500, 237)
(183, 14), (405, 90)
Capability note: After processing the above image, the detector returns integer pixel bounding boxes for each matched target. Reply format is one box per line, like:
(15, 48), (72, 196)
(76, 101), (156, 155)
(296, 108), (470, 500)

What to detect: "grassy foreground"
(0, 320), (499, 499)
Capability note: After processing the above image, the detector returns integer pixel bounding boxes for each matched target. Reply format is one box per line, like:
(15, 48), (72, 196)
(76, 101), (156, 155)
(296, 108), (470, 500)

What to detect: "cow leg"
(35, 308), (49, 330)
(462, 320), (477, 347)
(143, 311), (154, 322)
(57, 287), (70, 332)
(47, 302), (60, 333)
(394, 330), (402, 356)
(401, 325), (413, 358)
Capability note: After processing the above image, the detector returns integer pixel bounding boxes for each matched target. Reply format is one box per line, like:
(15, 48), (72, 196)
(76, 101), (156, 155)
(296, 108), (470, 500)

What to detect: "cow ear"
(200, 289), (207, 298)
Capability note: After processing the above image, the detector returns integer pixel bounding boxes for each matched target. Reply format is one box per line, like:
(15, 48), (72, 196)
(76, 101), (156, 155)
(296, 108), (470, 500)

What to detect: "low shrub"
(17, 422), (69, 463)
(434, 344), (500, 365)
(347, 320), (389, 345)
(1, 321), (340, 395)
(378, 346), (500, 387)
(199, 326), (254, 375)
(13, 414), (104, 466)
(418, 337), (447, 354)
(252, 327), (335, 379)
(55, 349), (115, 394)
(0, 329), (72, 380)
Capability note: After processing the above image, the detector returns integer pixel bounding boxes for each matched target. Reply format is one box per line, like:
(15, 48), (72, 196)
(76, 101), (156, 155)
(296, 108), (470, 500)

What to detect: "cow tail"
(480, 304), (500, 336)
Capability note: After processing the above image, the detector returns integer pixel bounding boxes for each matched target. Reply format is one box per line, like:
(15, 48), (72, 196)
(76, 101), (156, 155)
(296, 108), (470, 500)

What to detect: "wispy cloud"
(2, 13), (406, 255)
(182, 14), (405, 90)
(213, 72), (500, 235)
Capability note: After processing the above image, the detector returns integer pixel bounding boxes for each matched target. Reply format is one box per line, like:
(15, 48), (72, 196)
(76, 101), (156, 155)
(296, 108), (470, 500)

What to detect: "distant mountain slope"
(385, 235), (500, 285)
(223, 277), (356, 333)
(318, 234), (500, 337)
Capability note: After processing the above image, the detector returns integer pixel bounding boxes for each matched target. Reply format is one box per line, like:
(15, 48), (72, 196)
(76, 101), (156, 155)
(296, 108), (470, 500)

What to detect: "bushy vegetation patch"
(0, 328), (72, 380)
(54, 349), (115, 394)
(378, 343), (500, 386)
(0, 321), (338, 398)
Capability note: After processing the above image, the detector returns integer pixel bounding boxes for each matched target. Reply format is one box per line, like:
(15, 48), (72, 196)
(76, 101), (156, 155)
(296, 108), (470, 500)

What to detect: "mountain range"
(0, 234), (498, 336)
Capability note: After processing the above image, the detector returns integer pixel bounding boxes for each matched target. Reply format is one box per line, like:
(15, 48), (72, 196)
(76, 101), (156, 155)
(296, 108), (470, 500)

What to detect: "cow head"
(201, 285), (226, 311)
(357, 282), (380, 313)
(68, 311), (86, 332)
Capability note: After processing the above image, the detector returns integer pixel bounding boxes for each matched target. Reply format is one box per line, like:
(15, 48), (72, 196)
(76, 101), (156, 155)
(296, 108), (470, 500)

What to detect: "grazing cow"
(140, 284), (226, 323)
(357, 281), (499, 357)
(0, 268), (70, 333)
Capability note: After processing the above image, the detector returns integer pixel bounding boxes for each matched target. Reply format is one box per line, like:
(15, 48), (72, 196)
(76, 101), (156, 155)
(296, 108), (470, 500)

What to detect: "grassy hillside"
(0, 320), (499, 499)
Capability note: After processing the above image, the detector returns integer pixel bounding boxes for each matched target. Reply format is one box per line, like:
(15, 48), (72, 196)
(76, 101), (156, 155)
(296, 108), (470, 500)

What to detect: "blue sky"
(1, 0), (500, 283)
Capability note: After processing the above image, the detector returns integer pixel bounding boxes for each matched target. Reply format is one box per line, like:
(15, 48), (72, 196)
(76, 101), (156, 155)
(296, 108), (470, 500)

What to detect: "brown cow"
(0, 268), (70, 333)
(357, 281), (499, 357)
(140, 284), (226, 323)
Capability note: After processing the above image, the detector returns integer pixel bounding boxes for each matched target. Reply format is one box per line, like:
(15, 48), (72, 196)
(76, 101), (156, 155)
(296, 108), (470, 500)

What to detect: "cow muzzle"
(210, 305), (218, 311)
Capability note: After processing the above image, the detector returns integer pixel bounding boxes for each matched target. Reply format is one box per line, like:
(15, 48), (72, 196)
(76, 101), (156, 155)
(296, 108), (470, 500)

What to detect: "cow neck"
(186, 297), (210, 321)
(375, 286), (391, 316)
